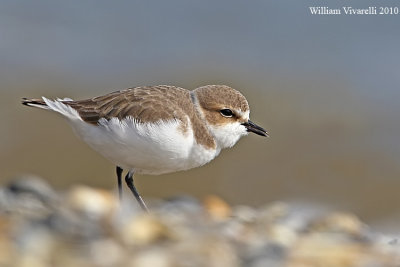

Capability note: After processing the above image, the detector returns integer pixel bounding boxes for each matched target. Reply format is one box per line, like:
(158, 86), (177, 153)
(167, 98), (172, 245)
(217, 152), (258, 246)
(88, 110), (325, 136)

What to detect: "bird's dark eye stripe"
(220, 109), (234, 117)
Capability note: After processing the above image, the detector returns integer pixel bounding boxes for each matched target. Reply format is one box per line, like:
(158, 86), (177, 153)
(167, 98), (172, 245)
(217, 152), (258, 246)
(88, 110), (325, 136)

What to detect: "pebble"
(0, 176), (399, 267)
(121, 213), (171, 246)
(203, 194), (232, 220)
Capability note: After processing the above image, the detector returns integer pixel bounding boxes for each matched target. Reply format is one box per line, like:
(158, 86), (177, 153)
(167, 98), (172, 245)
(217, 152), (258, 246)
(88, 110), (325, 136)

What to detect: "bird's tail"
(21, 98), (49, 110)
(22, 97), (81, 121)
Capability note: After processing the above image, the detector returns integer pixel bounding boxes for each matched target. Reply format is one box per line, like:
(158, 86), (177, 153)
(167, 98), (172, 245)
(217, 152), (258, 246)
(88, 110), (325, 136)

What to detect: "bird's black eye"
(220, 109), (234, 118)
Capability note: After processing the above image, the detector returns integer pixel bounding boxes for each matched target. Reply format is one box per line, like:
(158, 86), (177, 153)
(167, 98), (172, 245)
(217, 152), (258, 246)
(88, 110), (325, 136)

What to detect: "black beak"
(242, 120), (269, 137)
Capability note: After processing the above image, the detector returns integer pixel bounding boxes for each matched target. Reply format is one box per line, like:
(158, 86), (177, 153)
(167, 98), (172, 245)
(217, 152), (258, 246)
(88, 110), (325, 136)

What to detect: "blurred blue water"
(1, 1), (399, 104)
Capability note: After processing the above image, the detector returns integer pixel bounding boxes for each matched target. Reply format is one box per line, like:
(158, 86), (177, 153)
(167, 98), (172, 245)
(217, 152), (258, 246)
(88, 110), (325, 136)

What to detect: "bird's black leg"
(116, 166), (123, 201)
(125, 170), (148, 212)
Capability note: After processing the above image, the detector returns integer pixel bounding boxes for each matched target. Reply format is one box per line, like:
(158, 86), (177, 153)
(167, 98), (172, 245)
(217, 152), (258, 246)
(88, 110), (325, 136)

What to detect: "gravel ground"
(0, 175), (399, 267)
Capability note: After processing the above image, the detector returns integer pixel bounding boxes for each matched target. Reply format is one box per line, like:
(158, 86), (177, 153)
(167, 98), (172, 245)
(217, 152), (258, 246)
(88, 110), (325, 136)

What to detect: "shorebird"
(22, 85), (268, 211)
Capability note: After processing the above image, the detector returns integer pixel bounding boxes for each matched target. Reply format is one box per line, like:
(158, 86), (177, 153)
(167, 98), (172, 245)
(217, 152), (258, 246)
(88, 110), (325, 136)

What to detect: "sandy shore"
(0, 175), (399, 267)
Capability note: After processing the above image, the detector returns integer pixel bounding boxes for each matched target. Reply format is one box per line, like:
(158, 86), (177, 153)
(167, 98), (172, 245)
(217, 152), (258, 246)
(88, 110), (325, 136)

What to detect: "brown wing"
(65, 85), (192, 125)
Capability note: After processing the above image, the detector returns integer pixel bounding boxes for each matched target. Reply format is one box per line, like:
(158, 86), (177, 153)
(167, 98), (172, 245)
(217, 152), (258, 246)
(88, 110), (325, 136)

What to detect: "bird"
(22, 85), (268, 211)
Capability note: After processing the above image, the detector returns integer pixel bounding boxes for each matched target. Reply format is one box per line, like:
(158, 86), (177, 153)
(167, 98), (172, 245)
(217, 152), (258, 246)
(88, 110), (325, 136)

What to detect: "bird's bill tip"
(242, 120), (269, 137)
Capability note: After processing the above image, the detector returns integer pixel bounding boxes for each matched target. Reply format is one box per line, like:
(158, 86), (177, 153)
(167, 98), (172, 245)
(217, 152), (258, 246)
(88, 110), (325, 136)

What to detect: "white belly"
(70, 117), (218, 174)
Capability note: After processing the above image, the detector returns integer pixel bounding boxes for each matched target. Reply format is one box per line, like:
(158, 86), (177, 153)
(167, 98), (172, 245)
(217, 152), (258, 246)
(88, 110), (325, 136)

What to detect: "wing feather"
(65, 85), (190, 125)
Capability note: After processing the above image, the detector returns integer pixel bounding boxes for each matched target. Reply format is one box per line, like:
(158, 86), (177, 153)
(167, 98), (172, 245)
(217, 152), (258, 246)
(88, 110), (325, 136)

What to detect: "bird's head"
(194, 85), (268, 149)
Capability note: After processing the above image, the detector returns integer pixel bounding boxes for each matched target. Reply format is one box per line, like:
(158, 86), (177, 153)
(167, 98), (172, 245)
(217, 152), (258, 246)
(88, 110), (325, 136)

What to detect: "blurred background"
(1, 1), (400, 232)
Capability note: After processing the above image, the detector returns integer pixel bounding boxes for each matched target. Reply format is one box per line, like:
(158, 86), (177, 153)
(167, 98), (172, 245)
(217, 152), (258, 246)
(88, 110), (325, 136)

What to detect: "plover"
(22, 85), (268, 211)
